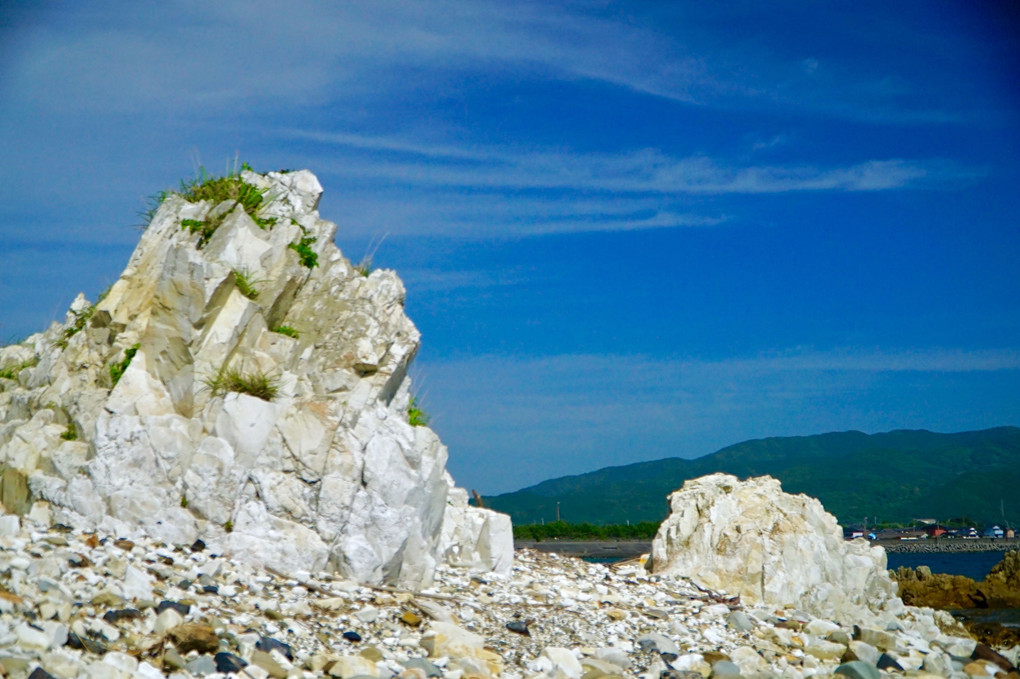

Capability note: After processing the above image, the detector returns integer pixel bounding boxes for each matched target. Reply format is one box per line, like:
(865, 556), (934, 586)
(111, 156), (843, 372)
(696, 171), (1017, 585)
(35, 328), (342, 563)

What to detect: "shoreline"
(515, 537), (1020, 560)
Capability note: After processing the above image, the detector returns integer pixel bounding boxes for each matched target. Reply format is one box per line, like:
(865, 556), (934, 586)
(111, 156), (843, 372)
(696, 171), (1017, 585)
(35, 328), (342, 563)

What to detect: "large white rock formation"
(0, 169), (511, 586)
(649, 473), (901, 623)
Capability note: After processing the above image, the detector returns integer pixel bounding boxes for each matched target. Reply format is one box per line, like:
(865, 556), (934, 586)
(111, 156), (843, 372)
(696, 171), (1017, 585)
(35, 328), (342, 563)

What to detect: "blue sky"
(2, 2), (1018, 494)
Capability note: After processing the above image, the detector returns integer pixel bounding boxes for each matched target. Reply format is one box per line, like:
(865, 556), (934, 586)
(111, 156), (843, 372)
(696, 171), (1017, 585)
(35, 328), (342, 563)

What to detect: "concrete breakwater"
(881, 538), (1020, 554)
(514, 540), (651, 560)
(518, 537), (1020, 559)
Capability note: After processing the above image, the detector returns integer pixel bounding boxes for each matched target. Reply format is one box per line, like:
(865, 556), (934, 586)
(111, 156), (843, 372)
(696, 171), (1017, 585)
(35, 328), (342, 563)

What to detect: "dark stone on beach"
(506, 620), (530, 635)
(191, 539), (206, 552)
(215, 652), (248, 673)
(103, 608), (142, 624)
(834, 661), (881, 679)
(343, 630), (362, 642)
(967, 622), (1020, 651)
(66, 631), (107, 654)
(28, 668), (57, 679)
(167, 623), (220, 654)
(203, 585), (219, 594)
(660, 671), (701, 679)
(67, 552), (92, 568)
(157, 600), (191, 616)
(876, 653), (903, 671)
(257, 635), (294, 661)
(972, 642), (1017, 672)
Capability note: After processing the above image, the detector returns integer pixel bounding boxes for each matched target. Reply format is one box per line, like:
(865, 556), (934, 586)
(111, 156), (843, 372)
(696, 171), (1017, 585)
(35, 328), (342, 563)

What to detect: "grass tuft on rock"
(109, 344), (140, 387)
(233, 269), (259, 300)
(0, 357), (37, 380)
(205, 367), (279, 401)
(408, 396), (429, 427)
(271, 325), (299, 338)
(288, 235), (318, 268)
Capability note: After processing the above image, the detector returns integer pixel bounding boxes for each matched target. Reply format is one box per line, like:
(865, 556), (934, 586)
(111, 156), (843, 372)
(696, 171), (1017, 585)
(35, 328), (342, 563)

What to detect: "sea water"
(885, 550), (1006, 581)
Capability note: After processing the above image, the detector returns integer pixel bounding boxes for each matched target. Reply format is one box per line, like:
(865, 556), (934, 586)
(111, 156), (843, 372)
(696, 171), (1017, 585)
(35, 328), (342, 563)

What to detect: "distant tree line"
(513, 520), (660, 541)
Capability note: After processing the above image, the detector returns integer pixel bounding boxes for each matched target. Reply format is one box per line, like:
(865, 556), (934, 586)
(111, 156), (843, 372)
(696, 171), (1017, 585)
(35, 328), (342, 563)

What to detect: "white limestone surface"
(0, 169), (510, 587)
(649, 473), (901, 623)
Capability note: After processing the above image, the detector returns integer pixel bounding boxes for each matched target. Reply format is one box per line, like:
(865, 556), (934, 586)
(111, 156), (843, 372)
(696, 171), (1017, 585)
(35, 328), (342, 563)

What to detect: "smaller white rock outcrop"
(649, 473), (901, 623)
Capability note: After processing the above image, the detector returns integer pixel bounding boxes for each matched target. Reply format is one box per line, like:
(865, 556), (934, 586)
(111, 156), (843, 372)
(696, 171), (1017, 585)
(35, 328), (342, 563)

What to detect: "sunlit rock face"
(649, 473), (901, 623)
(0, 169), (511, 586)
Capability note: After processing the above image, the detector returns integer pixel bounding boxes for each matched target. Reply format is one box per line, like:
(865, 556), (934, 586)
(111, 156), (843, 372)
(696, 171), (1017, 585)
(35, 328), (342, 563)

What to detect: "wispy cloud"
(282, 129), (969, 196)
(2, 1), (970, 124)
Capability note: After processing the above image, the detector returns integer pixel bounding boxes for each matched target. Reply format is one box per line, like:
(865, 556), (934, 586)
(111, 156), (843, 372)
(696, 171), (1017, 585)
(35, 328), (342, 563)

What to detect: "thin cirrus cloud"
(288, 129), (970, 195)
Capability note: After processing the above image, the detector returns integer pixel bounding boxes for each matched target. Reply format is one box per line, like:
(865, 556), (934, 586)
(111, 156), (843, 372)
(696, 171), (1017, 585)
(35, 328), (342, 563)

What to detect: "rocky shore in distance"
(892, 550), (1020, 650)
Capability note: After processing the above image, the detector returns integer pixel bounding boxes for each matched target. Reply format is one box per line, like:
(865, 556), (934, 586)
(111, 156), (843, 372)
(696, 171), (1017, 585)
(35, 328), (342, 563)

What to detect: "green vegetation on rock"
(0, 357), (37, 380)
(271, 325), (299, 338)
(143, 163), (273, 247)
(205, 366), (279, 401)
(56, 305), (95, 349)
(232, 269), (260, 300)
(408, 396), (429, 427)
(109, 344), (140, 387)
(289, 235), (318, 268)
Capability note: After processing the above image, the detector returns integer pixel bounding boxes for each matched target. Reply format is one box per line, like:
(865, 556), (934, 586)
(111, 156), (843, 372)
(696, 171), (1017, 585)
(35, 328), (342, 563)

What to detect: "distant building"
(984, 525), (1005, 539)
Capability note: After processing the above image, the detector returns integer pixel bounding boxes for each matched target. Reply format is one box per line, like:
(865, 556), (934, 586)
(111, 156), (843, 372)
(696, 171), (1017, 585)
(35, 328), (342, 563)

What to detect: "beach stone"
(16, 622), (53, 651)
(710, 660), (741, 677)
(153, 607), (183, 634)
(804, 636), (846, 660)
(876, 652), (903, 671)
(855, 626), (896, 651)
(726, 610), (754, 632)
(834, 660), (881, 679)
(166, 622), (219, 654)
(962, 659), (997, 676)
(401, 658), (442, 677)
(185, 654), (217, 676)
(135, 662), (164, 679)
(729, 646), (765, 674)
(328, 655), (379, 678)
(593, 648), (631, 670)
(420, 622), (502, 678)
(540, 647), (584, 679)
(844, 640), (880, 665)
(637, 633), (680, 659)
(252, 649), (289, 677)
(215, 652), (247, 673)
(650, 474), (899, 623)
(101, 651), (138, 674)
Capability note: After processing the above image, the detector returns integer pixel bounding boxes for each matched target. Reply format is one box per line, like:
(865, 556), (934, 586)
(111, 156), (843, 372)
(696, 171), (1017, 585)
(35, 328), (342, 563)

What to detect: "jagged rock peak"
(0, 168), (511, 587)
(649, 473), (901, 624)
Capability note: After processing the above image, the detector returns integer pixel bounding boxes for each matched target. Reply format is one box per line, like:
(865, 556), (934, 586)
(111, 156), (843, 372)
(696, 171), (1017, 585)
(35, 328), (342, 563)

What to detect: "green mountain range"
(483, 427), (1020, 528)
